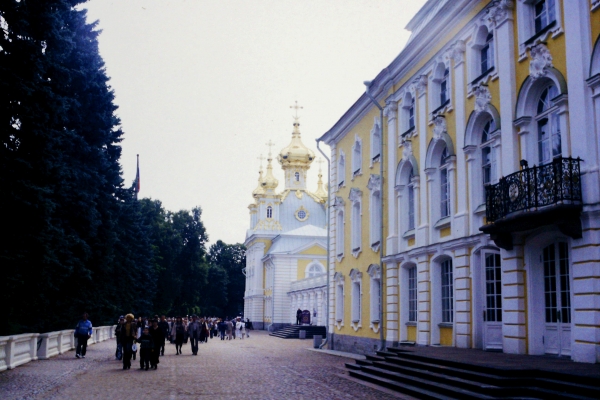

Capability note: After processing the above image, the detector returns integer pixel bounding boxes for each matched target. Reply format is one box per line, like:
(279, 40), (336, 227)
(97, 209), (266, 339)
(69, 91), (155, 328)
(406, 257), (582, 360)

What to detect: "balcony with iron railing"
(480, 157), (583, 250)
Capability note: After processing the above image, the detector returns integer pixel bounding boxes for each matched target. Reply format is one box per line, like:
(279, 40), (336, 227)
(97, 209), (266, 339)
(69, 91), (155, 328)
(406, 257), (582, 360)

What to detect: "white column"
(385, 102), (399, 254)
(417, 255), (431, 345)
(416, 76), (429, 247)
(494, 1), (518, 176)
(451, 41), (469, 238)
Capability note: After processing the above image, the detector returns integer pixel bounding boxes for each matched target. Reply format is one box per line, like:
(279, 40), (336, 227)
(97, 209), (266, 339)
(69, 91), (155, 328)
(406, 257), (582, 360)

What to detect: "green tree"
(208, 241), (246, 317)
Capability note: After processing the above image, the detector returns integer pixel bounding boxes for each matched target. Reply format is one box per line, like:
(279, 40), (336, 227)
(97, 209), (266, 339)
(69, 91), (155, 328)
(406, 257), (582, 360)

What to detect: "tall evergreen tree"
(208, 241), (246, 317)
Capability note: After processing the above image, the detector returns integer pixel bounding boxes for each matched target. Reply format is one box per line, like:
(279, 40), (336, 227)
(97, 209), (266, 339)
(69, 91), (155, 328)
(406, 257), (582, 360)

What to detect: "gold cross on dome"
(257, 154), (265, 169)
(316, 157), (324, 172)
(265, 140), (275, 157)
(290, 101), (303, 119)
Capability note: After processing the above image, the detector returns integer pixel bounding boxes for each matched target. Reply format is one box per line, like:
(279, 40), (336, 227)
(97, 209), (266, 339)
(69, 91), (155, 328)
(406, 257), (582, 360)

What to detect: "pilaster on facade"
(501, 242), (527, 355)
(454, 247), (472, 348)
(417, 256), (431, 345)
(385, 101), (399, 254)
(385, 262), (400, 344)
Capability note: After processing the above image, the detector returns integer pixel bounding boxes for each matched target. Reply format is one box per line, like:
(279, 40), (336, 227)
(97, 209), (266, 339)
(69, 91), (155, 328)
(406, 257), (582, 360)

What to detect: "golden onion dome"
(252, 168), (266, 198)
(261, 155), (279, 191)
(278, 118), (315, 169)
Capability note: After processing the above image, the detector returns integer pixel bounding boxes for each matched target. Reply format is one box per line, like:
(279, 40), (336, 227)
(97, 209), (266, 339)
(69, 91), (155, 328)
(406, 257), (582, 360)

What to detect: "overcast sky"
(83, 0), (427, 246)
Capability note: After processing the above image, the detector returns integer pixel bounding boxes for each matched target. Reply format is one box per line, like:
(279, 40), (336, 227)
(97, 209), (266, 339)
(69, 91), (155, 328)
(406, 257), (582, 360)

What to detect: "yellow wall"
(297, 259), (325, 280)
(440, 326), (453, 346)
(299, 245), (326, 256)
(592, 7), (600, 47)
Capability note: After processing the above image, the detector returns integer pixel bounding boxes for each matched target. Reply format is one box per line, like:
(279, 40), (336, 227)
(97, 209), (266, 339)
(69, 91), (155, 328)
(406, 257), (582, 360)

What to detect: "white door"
(543, 242), (571, 356)
(483, 253), (503, 351)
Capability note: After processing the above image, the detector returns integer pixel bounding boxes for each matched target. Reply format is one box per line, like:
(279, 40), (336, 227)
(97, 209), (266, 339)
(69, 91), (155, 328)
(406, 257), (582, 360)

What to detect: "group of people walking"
(113, 313), (252, 370)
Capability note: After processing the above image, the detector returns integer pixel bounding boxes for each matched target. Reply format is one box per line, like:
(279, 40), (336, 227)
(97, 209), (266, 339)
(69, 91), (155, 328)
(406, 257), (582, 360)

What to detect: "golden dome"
(252, 168), (266, 198)
(262, 154), (279, 191)
(278, 117), (315, 169)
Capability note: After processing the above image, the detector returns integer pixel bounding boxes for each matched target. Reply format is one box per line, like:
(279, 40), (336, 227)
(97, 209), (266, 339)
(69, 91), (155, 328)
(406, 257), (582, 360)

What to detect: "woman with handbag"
(171, 316), (185, 355)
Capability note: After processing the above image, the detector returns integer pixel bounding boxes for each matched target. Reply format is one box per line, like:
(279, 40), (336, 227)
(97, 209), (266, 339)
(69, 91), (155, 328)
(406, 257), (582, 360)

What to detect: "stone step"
(348, 368), (500, 400)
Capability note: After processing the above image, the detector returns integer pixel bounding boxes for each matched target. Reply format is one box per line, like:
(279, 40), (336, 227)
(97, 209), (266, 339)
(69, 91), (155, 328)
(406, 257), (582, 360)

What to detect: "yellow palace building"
(318, 0), (600, 363)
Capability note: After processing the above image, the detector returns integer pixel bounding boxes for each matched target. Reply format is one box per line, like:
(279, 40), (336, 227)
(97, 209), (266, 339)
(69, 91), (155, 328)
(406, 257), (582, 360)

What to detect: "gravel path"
(0, 331), (408, 399)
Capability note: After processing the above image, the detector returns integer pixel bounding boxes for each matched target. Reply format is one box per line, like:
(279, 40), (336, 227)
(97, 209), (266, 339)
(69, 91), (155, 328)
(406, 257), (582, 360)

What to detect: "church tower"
(278, 102), (316, 191)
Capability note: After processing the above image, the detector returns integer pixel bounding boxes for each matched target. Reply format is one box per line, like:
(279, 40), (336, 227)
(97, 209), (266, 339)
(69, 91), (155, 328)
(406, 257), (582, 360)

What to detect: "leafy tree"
(208, 241), (246, 317)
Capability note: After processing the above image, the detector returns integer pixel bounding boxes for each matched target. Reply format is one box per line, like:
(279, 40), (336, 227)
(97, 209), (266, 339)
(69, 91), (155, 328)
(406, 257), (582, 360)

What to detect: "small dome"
(261, 156), (278, 191)
(278, 119), (315, 169)
(252, 169), (265, 198)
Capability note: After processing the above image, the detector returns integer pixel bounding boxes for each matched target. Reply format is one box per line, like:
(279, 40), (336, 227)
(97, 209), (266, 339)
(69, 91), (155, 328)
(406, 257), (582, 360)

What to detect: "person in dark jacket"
(187, 315), (201, 355)
(149, 319), (163, 369)
(137, 327), (154, 370)
(158, 315), (169, 356)
(218, 319), (226, 340)
(170, 316), (185, 354)
(296, 308), (302, 325)
(115, 316), (125, 360)
(119, 314), (137, 370)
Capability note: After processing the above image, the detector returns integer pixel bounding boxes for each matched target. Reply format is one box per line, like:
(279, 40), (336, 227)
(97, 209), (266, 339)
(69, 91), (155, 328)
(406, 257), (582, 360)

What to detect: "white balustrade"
(0, 325), (117, 371)
(289, 273), (327, 292)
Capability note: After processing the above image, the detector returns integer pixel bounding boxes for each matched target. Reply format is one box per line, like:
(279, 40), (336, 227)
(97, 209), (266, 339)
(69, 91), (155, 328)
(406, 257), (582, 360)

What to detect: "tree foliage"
(0, 1), (245, 335)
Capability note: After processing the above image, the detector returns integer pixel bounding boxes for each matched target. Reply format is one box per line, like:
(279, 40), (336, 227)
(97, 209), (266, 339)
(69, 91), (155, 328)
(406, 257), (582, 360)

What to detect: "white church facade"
(243, 114), (328, 330)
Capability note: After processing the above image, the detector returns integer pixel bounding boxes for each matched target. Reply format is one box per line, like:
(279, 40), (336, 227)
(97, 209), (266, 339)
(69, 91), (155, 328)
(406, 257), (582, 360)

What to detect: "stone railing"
(289, 274), (327, 293)
(0, 325), (116, 372)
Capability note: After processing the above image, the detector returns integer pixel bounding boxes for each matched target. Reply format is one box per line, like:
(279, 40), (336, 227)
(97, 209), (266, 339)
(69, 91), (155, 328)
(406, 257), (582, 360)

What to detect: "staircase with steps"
(345, 347), (600, 399)
(269, 325), (326, 339)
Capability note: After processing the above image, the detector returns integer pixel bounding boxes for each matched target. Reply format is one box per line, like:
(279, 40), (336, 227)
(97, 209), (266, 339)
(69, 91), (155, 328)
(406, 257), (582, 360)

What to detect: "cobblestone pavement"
(0, 331), (410, 400)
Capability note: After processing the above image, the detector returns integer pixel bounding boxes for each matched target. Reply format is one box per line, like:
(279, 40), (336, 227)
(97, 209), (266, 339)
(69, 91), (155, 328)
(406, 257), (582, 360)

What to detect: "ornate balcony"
(480, 157), (583, 250)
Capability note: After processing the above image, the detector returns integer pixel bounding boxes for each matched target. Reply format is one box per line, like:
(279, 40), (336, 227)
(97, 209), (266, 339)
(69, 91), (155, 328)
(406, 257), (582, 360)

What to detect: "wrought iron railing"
(485, 157), (582, 223)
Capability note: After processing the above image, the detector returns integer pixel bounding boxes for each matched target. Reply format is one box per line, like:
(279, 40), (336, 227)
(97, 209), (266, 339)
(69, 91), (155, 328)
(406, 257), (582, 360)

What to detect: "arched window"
(537, 84), (561, 164)
(481, 120), (497, 187)
(367, 265), (381, 325)
(370, 119), (381, 164)
(306, 263), (324, 278)
(350, 269), (362, 325)
(407, 170), (415, 231)
(266, 206), (272, 219)
(439, 147), (450, 218)
(349, 188), (362, 257)
(431, 61), (451, 114)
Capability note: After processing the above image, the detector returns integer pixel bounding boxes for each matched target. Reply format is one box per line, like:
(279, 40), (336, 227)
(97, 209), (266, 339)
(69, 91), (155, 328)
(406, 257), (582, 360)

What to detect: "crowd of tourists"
(112, 314), (253, 370)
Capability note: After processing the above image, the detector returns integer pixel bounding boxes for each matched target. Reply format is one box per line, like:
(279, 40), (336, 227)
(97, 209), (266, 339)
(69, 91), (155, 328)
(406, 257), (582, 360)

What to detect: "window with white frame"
(306, 262), (324, 278)
(368, 174), (381, 250)
(408, 266), (417, 323)
(431, 61), (451, 113)
(439, 147), (450, 219)
(294, 172), (300, 182)
(266, 205), (273, 219)
(517, 0), (561, 58)
(337, 151), (346, 188)
(401, 93), (416, 135)
(440, 68), (450, 106)
(480, 32), (494, 75)
(368, 265), (381, 324)
(537, 83), (561, 164)
(441, 259), (453, 323)
(336, 209), (344, 258)
(407, 170), (415, 231)
(352, 137), (362, 177)
(334, 273), (344, 323)
(370, 119), (381, 164)
(533, 0), (556, 34)
(349, 188), (362, 256)
(481, 120), (497, 187)
(350, 269), (362, 324)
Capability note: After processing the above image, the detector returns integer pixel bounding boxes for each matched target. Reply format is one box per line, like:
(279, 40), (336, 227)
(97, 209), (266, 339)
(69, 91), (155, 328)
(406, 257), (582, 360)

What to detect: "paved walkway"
(0, 331), (407, 400)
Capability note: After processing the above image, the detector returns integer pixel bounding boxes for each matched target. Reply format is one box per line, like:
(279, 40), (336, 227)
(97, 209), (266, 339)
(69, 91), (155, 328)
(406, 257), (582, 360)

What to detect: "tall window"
(352, 202), (361, 252)
(480, 32), (494, 74)
(534, 0), (556, 34)
(408, 97), (415, 130)
(351, 281), (361, 323)
(408, 266), (417, 322)
(407, 170), (415, 231)
(335, 283), (344, 322)
(336, 210), (344, 258)
(369, 266), (381, 324)
(439, 147), (450, 218)
(481, 120), (497, 187)
(485, 253), (502, 322)
(537, 84), (561, 164)
(441, 259), (453, 323)
(440, 68), (450, 106)
(370, 190), (381, 247)
(352, 138), (362, 177)
(266, 206), (273, 219)
(371, 121), (381, 163)
(294, 172), (300, 182)
(338, 152), (346, 188)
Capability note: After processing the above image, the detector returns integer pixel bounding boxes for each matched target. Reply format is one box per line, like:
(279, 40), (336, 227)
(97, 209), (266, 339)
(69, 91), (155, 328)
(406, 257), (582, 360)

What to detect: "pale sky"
(83, 0), (427, 246)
